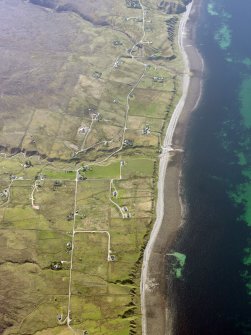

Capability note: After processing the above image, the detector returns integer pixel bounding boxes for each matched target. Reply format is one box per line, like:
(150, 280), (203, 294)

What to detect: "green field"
(0, 0), (186, 333)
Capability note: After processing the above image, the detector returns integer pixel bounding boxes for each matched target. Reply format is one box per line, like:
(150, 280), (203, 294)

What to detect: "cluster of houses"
(108, 253), (116, 262)
(35, 173), (45, 181)
(51, 261), (63, 271)
(113, 40), (123, 46)
(126, 0), (142, 9)
(142, 124), (151, 135)
(10, 175), (24, 180)
(122, 205), (131, 219)
(67, 212), (74, 221)
(125, 16), (142, 22)
(54, 180), (62, 187)
(0, 188), (8, 199)
(153, 76), (165, 83)
(114, 59), (124, 69)
(85, 106), (97, 118)
(82, 165), (92, 172)
(111, 184), (131, 219)
(23, 160), (33, 168)
(123, 139), (133, 147)
(66, 242), (72, 252)
(78, 125), (90, 134)
(92, 71), (102, 79)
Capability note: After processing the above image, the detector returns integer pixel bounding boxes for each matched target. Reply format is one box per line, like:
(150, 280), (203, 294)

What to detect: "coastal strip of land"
(141, 0), (204, 334)
(0, 0), (204, 333)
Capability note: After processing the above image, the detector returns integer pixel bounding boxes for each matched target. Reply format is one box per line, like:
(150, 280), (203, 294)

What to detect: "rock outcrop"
(158, 0), (191, 14)
(29, 0), (109, 26)
(29, 0), (57, 9)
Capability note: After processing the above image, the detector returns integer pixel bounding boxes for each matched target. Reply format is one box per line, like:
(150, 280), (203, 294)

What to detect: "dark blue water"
(168, 0), (251, 334)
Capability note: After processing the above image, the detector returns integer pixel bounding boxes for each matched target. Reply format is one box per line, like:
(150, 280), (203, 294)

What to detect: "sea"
(169, 0), (251, 334)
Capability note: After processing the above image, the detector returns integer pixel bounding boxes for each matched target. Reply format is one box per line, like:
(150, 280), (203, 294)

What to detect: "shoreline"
(141, 0), (204, 334)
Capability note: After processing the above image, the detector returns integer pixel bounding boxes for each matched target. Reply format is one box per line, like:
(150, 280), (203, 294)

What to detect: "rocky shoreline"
(141, 0), (204, 334)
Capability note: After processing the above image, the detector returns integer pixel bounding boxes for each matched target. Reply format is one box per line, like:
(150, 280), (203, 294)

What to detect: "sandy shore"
(141, 0), (204, 334)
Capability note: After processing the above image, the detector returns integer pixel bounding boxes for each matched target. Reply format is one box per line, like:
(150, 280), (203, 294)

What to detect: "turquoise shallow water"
(167, 0), (251, 333)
